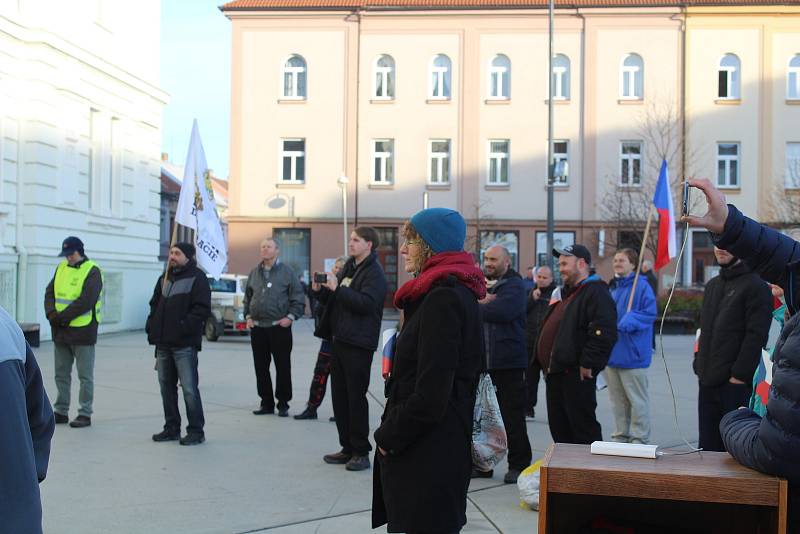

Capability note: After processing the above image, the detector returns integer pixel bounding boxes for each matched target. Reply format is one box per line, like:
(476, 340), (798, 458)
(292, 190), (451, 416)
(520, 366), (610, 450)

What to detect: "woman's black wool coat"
(372, 277), (483, 533)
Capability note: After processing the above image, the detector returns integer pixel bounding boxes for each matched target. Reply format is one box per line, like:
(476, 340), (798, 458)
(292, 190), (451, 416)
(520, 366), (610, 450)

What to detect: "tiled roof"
(222, 0), (800, 10)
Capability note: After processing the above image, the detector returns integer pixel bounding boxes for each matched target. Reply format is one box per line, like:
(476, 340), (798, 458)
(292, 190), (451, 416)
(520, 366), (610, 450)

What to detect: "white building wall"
(0, 0), (166, 340)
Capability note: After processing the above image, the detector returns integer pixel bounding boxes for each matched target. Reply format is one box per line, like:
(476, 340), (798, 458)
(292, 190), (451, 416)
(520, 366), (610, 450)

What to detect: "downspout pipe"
(15, 117), (27, 322)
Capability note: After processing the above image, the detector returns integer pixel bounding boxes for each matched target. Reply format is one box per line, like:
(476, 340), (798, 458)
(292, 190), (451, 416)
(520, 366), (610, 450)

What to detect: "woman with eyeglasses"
(372, 208), (486, 534)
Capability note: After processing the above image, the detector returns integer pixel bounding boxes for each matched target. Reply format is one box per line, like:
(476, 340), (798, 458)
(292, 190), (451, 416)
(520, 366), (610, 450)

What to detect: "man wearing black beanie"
(145, 242), (211, 445)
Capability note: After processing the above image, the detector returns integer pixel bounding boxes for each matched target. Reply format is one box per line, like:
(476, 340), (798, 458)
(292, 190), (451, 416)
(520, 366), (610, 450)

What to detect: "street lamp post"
(545, 0), (556, 273)
(423, 191), (429, 210)
(338, 174), (349, 256)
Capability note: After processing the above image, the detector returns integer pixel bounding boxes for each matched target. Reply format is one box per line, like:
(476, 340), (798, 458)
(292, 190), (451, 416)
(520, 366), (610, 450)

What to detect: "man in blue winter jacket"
(685, 178), (800, 532)
(0, 305), (55, 534)
(606, 248), (657, 444)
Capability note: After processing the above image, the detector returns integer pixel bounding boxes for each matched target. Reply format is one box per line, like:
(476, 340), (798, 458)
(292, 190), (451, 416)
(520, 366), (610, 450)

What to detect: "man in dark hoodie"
(694, 246), (772, 452)
(146, 243), (211, 446)
(0, 305), (55, 534)
(537, 244), (617, 444)
(525, 265), (556, 418)
(44, 235), (102, 428)
(314, 227), (387, 472)
(475, 245), (532, 484)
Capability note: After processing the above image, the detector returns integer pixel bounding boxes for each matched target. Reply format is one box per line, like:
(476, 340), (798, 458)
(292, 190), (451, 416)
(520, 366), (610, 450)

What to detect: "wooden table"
(538, 443), (788, 534)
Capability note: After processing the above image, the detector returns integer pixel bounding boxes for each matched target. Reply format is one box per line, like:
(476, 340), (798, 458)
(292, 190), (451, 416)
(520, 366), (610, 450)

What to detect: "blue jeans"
(156, 346), (205, 435)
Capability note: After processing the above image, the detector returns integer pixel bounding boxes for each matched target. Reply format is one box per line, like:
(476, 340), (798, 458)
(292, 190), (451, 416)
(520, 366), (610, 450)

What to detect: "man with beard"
(475, 245), (531, 484)
(694, 246), (772, 451)
(146, 243), (211, 446)
(537, 245), (617, 444)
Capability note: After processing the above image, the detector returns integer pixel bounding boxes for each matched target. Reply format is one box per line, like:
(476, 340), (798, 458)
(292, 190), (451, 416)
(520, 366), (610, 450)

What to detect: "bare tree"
(767, 162), (800, 230)
(599, 99), (701, 259)
(465, 198), (494, 261)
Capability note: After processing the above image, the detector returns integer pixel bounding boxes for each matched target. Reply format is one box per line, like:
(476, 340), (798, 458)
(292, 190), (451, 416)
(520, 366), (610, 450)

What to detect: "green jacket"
(243, 261), (305, 325)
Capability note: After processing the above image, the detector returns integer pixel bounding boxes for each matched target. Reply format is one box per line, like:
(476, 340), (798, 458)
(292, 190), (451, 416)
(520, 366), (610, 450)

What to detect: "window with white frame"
(552, 54), (570, 100)
(620, 54), (644, 99)
(428, 139), (450, 184)
(553, 140), (568, 185)
(372, 139), (394, 183)
(488, 140), (510, 185)
(280, 139), (305, 182)
(430, 54), (451, 99)
(282, 55), (307, 99)
(717, 143), (740, 188)
(718, 54), (741, 99)
(788, 55), (800, 100)
(374, 55), (395, 99)
(489, 55), (511, 99)
(620, 142), (642, 185)
(786, 142), (800, 189)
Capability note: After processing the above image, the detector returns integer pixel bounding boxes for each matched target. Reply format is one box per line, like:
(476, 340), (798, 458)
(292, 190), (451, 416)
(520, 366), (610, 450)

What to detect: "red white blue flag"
(652, 159), (677, 270)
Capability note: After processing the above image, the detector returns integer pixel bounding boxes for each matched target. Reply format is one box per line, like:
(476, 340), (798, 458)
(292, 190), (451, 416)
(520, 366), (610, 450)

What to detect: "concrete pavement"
(37, 319), (700, 533)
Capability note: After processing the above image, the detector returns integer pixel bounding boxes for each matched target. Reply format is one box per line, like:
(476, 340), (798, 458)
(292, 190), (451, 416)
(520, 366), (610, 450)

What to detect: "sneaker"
(471, 468), (493, 479)
(252, 406), (274, 415)
(323, 450), (352, 464)
(525, 408), (536, 420)
(179, 433), (205, 446)
(345, 455), (370, 471)
(69, 415), (91, 428)
(277, 407), (289, 417)
(329, 416), (336, 422)
(293, 407), (318, 420)
(54, 413), (69, 424)
(504, 468), (522, 484)
(152, 430), (180, 442)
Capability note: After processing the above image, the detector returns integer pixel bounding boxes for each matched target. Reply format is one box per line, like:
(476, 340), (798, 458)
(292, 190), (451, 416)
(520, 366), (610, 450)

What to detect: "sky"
(161, 0), (231, 178)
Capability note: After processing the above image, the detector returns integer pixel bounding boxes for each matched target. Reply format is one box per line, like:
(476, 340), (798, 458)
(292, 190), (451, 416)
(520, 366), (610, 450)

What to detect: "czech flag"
(652, 159), (677, 271)
(381, 328), (397, 379)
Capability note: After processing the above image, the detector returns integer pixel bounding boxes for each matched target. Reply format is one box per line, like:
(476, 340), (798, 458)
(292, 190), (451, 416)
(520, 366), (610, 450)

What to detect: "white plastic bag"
(517, 461), (542, 510)
(472, 373), (507, 471)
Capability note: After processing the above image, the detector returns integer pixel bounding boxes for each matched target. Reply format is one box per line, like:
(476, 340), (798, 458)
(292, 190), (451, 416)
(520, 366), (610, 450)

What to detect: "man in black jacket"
(526, 265), (556, 419)
(694, 246), (772, 452)
(476, 245), (532, 484)
(314, 227), (387, 472)
(146, 243), (211, 446)
(537, 245), (617, 444)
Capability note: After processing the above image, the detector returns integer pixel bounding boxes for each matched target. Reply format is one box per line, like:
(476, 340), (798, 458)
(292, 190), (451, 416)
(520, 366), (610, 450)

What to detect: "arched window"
(788, 54), (800, 100)
(374, 55), (395, 99)
(620, 53), (644, 99)
(718, 54), (741, 99)
(552, 54), (570, 100)
(430, 54), (452, 99)
(489, 54), (511, 99)
(282, 55), (307, 99)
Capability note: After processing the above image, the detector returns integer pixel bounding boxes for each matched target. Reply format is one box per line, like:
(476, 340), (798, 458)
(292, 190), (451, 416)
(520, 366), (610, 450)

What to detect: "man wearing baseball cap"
(44, 236), (103, 428)
(534, 244), (617, 444)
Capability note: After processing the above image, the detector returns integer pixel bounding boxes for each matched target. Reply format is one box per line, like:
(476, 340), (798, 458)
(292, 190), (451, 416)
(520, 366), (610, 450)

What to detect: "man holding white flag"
(175, 120), (227, 279)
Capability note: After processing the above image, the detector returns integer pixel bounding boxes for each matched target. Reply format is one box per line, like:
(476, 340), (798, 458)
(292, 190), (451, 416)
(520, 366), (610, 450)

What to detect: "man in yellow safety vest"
(44, 236), (103, 428)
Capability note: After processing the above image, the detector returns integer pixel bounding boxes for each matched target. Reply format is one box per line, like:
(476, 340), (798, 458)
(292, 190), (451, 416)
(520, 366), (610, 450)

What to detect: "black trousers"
(545, 369), (603, 444)
(698, 381), (751, 452)
(526, 354), (542, 410)
(489, 368), (532, 471)
(250, 325), (293, 410)
(331, 341), (374, 456)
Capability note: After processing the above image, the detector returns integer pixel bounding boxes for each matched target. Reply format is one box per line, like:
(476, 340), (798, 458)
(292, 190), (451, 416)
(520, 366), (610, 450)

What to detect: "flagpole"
(162, 217), (180, 291)
(627, 205), (655, 313)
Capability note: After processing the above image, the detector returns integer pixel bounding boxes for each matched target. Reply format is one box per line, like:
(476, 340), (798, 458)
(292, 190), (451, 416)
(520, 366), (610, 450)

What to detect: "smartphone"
(313, 272), (328, 284)
(681, 180), (690, 217)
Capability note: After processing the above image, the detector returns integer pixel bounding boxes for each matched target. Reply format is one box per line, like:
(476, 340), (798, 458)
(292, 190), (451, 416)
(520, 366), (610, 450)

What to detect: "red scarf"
(394, 251), (486, 309)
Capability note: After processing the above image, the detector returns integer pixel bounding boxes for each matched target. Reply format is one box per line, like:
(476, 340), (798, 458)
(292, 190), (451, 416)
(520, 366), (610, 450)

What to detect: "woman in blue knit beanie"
(372, 208), (486, 534)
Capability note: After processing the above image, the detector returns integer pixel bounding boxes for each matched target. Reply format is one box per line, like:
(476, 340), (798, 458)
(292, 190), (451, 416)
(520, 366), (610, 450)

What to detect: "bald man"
(476, 245), (532, 484)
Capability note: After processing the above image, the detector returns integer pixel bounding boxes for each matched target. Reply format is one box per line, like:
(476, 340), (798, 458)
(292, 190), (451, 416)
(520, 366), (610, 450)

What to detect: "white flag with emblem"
(175, 120), (227, 278)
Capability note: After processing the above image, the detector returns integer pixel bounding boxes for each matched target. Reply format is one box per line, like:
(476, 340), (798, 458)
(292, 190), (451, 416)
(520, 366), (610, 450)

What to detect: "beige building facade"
(223, 0), (800, 304)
